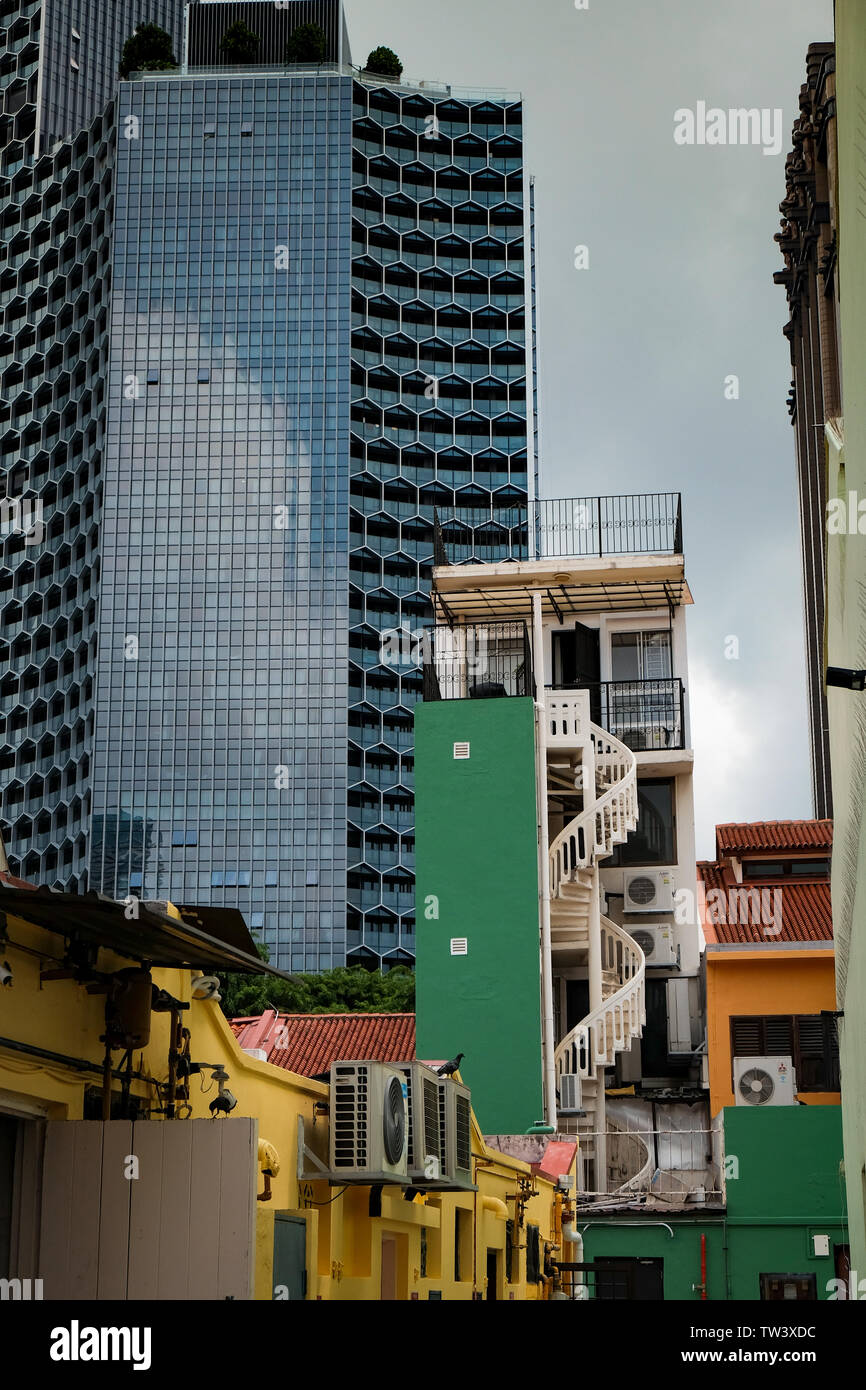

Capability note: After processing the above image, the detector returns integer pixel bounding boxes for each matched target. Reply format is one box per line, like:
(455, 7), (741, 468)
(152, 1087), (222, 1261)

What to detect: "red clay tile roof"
(715, 820), (832, 857)
(697, 861), (833, 944)
(533, 1139), (578, 1183)
(230, 1009), (415, 1076)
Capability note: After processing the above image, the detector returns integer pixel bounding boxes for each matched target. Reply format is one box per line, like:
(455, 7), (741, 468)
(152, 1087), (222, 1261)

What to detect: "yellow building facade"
(0, 894), (568, 1301)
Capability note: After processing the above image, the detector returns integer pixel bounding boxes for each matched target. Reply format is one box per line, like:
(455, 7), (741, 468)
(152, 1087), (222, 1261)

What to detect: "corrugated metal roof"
(697, 861), (833, 944)
(715, 820), (833, 856)
(230, 1010), (415, 1076)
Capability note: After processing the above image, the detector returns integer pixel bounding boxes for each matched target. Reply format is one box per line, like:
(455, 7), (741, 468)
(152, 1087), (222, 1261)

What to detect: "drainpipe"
(532, 592), (557, 1130)
(588, 880), (606, 1190)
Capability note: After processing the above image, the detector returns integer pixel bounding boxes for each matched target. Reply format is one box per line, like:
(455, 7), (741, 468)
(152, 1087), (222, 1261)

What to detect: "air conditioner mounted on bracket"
(626, 923), (677, 967)
(733, 1055), (797, 1107)
(623, 869), (675, 913)
(329, 1061), (410, 1183)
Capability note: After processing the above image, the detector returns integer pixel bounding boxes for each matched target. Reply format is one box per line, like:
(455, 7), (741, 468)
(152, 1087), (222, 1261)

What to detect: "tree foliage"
(219, 21), (260, 65)
(364, 46), (403, 79)
(218, 952), (414, 1021)
(284, 22), (327, 64)
(119, 23), (178, 79)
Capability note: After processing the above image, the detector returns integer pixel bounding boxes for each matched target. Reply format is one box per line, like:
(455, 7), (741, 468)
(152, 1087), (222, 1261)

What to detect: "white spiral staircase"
(545, 695), (646, 1193)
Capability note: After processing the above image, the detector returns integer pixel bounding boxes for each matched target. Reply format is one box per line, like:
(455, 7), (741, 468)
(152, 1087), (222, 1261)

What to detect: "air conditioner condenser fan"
(383, 1074), (406, 1163)
(738, 1067), (775, 1105)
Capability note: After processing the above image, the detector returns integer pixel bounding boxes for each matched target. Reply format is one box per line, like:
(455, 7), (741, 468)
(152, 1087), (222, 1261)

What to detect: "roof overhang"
(432, 554), (692, 622)
(0, 884), (293, 979)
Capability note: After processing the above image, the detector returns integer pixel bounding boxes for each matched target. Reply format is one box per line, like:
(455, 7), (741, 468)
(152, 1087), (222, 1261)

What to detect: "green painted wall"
(580, 1219), (726, 1301)
(414, 696), (543, 1133)
(724, 1106), (845, 1222)
(829, 0), (866, 1282)
(581, 1108), (847, 1300)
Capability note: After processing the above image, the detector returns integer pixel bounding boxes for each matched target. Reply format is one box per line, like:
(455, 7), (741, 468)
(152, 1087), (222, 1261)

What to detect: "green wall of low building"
(414, 696), (543, 1134)
(580, 1107), (847, 1300)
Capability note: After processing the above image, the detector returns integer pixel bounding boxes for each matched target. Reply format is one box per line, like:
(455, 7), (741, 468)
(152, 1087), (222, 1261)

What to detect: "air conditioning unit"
(627, 923), (676, 966)
(439, 1080), (473, 1189)
(394, 1062), (445, 1183)
(329, 1061), (409, 1183)
(733, 1056), (797, 1107)
(624, 869), (675, 913)
(559, 1073), (582, 1114)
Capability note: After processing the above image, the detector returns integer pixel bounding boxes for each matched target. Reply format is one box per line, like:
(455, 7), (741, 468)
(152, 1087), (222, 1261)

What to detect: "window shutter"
(526, 1224), (541, 1283)
(731, 1017), (764, 1055)
(764, 1017), (794, 1055)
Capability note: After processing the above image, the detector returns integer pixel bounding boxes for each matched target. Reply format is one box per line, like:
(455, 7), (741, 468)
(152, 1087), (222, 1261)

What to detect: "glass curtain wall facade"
(91, 72), (353, 971)
(0, 0), (182, 890)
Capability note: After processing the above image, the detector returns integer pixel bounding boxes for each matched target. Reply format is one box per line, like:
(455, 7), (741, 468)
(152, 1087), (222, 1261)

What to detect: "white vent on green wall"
(450, 938), (468, 956)
(453, 742), (470, 760)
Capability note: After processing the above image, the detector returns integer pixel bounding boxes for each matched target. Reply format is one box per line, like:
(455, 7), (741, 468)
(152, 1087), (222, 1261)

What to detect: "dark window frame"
(608, 777), (677, 868)
(730, 1014), (840, 1092)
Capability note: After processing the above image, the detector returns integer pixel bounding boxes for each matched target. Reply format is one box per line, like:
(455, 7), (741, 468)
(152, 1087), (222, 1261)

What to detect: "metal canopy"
(0, 883), (293, 979)
(431, 576), (691, 622)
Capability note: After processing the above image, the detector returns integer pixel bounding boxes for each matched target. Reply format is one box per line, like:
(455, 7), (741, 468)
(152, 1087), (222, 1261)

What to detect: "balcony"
(432, 492), (683, 566)
(550, 679), (686, 752)
(422, 620), (533, 700)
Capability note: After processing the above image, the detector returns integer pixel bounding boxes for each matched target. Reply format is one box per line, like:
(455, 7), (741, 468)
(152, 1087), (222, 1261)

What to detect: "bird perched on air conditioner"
(437, 1052), (465, 1079)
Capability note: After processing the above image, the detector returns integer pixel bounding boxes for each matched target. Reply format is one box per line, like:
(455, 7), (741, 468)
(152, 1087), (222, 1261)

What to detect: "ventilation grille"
(332, 1063), (368, 1168)
(423, 1076), (441, 1165)
(439, 1086), (448, 1173)
(450, 937), (468, 956)
(455, 1093), (472, 1172)
(453, 741), (471, 759)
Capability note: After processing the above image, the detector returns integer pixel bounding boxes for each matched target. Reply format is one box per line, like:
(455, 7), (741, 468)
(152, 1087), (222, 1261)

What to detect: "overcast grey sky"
(347, 0), (834, 859)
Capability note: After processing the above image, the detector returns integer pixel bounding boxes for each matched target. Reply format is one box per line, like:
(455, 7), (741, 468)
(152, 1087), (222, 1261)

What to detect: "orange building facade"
(698, 821), (838, 1117)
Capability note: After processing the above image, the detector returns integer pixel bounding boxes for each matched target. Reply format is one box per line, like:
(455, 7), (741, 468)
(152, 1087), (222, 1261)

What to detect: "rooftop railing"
(128, 62), (521, 101)
(432, 493), (683, 566)
(534, 493), (683, 560)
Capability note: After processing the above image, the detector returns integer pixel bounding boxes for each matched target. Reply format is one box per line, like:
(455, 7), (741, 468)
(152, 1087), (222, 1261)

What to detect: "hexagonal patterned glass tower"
(0, 1), (183, 891)
(346, 80), (531, 968)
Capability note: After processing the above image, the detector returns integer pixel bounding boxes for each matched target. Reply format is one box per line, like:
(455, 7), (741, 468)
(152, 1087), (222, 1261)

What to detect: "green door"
(273, 1214), (307, 1300)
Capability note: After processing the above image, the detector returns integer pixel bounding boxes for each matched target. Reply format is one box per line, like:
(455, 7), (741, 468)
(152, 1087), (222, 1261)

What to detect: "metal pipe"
(532, 592), (557, 1130)
(700, 1231), (708, 1300)
(580, 1220), (676, 1238)
(0, 1033), (148, 1083)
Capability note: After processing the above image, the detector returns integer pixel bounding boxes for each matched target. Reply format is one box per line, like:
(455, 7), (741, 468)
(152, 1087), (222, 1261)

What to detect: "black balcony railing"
(430, 494), (683, 567)
(534, 494), (683, 560)
(550, 679), (686, 751)
(423, 621), (534, 700)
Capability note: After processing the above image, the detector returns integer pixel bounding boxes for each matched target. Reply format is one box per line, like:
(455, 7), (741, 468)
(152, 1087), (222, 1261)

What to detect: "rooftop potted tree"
(364, 46), (403, 80)
(284, 22), (328, 65)
(118, 23), (178, 79)
(219, 20), (260, 65)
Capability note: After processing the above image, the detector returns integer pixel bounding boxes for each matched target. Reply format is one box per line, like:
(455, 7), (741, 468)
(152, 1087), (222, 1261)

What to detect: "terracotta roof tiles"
(230, 1010), (415, 1077)
(715, 820), (832, 856)
(697, 861), (832, 944)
